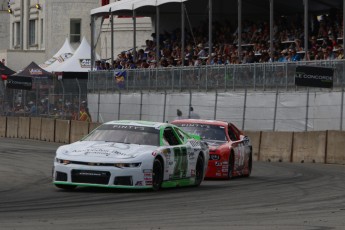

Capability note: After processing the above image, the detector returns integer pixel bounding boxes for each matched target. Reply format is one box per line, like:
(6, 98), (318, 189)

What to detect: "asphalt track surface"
(0, 138), (345, 230)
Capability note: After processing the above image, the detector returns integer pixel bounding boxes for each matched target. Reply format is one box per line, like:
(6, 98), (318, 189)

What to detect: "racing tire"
(55, 184), (77, 190)
(244, 153), (253, 177)
(152, 158), (163, 191)
(194, 154), (204, 187)
(228, 153), (235, 180)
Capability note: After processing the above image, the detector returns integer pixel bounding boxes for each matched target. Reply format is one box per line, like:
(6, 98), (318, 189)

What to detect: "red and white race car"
(171, 119), (252, 179)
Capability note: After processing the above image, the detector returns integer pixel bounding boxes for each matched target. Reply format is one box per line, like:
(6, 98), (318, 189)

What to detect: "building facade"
(1, 0), (152, 71)
(0, 0), (10, 55)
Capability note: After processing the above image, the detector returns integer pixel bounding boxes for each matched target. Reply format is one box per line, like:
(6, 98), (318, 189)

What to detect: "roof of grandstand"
(91, 0), (341, 17)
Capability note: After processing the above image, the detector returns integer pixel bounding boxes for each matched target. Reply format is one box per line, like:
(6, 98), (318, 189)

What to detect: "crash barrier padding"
(244, 131), (261, 162)
(40, 118), (55, 142)
(18, 117), (30, 139)
(259, 131), (293, 162)
(0, 116), (6, 137)
(89, 122), (102, 133)
(6, 117), (19, 138)
(326, 131), (345, 165)
(292, 131), (326, 163)
(55, 119), (70, 144)
(30, 117), (42, 140)
(70, 120), (89, 143)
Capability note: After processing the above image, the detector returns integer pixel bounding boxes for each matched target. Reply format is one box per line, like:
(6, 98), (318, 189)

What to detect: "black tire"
(55, 184), (77, 190)
(152, 158), (163, 191)
(245, 153), (253, 177)
(194, 154), (204, 187)
(228, 153), (235, 180)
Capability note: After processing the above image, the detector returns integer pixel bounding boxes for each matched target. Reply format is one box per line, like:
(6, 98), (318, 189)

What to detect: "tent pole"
(238, 0), (242, 58)
(208, 0), (212, 63)
(91, 15), (95, 70)
(111, 9), (114, 65)
(181, 2), (185, 66)
(270, 0), (274, 62)
(304, 0), (308, 60)
(133, 9), (137, 62)
(156, 6), (160, 64)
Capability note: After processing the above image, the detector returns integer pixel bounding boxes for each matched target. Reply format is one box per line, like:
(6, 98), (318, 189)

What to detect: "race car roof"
(104, 120), (170, 129)
(171, 119), (229, 127)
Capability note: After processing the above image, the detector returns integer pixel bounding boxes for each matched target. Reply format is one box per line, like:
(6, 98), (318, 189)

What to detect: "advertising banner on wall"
(295, 66), (334, 88)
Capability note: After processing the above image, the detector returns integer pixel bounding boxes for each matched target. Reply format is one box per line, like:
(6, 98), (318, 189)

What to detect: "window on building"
(70, 19), (81, 43)
(29, 19), (36, 45)
(15, 22), (20, 47)
(40, 19), (43, 45)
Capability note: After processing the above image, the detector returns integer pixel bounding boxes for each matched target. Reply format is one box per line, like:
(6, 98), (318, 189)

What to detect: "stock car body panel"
(53, 120), (209, 190)
(171, 119), (252, 179)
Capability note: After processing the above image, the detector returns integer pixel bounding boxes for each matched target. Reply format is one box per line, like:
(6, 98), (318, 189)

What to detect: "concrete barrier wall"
(18, 117), (30, 139)
(326, 131), (345, 165)
(292, 131), (326, 163)
(6, 117), (19, 138)
(41, 118), (55, 142)
(244, 131), (261, 161)
(2, 116), (345, 165)
(70, 120), (89, 143)
(30, 117), (42, 140)
(55, 120), (70, 143)
(259, 131), (293, 162)
(0, 116), (6, 137)
(89, 122), (102, 133)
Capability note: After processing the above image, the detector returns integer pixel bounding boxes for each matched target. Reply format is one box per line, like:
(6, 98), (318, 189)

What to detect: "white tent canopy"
(55, 37), (99, 72)
(40, 38), (74, 72)
(91, 0), (188, 16)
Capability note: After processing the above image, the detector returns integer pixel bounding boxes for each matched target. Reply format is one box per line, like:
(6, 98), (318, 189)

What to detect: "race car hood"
(56, 141), (157, 161)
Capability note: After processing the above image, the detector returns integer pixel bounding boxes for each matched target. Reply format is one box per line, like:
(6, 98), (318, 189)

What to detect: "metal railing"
(88, 60), (345, 92)
(0, 78), (88, 119)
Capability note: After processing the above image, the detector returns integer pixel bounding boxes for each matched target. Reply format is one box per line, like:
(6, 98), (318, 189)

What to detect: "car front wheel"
(152, 159), (163, 191)
(194, 154), (204, 186)
(228, 153), (235, 180)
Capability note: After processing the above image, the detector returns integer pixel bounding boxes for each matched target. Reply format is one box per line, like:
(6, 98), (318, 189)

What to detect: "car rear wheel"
(228, 153), (235, 180)
(55, 184), (77, 190)
(245, 153), (252, 177)
(152, 159), (163, 191)
(194, 154), (204, 187)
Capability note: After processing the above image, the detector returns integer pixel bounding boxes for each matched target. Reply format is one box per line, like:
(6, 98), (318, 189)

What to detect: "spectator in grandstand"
(278, 50), (288, 62)
(335, 46), (344, 59)
(196, 43), (207, 59)
(149, 60), (157, 68)
(290, 49), (301, 61)
(95, 60), (102, 70)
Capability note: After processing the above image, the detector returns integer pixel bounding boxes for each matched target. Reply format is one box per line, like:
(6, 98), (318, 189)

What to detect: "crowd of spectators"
(95, 8), (344, 70)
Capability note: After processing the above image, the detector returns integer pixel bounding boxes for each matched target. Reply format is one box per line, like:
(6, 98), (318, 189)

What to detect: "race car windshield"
(176, 123), (227, 142)
(82, 124), (160, 146)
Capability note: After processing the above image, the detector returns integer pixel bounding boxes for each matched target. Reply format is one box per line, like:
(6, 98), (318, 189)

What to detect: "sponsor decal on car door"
(233, 141), (246, 171)
(172, 147), (188, 179)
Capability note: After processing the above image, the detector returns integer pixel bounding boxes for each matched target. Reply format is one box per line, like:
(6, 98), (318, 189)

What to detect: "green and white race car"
(53, 120), (209, 191)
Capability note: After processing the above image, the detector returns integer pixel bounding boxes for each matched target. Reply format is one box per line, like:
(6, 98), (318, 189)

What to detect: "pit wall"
(0, 116), (344, 165)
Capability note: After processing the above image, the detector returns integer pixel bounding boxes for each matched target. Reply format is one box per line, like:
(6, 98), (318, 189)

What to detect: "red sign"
(1, 74), (7, 80)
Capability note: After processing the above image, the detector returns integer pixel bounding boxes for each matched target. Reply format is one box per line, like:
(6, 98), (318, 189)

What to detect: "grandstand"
(90, 0), (344, 69)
